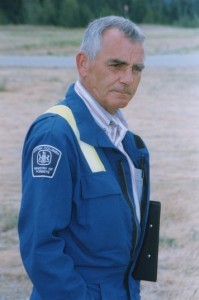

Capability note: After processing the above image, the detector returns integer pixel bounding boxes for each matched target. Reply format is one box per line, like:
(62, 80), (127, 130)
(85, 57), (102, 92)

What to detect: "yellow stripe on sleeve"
(45, 105), (106, 173)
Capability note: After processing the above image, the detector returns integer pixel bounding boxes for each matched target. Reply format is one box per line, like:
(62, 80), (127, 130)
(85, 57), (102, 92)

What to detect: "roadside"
(0, 54), (199, 68)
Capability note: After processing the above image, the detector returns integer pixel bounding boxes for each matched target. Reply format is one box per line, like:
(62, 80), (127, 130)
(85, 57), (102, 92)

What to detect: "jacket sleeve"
(18, 115), (92, 300)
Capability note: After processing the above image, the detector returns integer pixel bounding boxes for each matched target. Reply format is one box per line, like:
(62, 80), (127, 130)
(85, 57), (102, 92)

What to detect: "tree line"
(0, 0), (199, 27)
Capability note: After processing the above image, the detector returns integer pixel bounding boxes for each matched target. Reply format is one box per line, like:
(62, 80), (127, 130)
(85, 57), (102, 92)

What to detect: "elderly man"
(18, 16), (150, 300)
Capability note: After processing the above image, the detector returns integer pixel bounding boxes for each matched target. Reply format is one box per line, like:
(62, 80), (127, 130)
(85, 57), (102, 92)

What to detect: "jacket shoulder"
(133, 134), (146, 149)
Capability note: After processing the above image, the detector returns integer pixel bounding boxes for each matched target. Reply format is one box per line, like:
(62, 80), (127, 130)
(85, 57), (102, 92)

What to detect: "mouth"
(113, 90), (131, 97)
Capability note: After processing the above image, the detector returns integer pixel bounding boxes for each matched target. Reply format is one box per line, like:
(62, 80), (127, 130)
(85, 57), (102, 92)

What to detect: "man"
(18, 16), (150, 300)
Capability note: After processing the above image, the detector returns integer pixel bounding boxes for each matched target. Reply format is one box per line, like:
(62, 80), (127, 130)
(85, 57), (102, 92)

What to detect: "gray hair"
(80, 16), (145, 60)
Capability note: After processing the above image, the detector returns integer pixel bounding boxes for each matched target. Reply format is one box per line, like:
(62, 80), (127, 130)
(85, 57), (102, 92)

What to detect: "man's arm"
(18, 116), (92, 300)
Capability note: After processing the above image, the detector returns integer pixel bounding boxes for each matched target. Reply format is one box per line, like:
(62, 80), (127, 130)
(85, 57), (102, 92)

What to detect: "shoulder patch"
(32, 145), (62, 178)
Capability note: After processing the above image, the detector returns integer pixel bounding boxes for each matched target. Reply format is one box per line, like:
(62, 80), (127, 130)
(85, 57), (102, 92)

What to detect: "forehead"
(98, 28), (145, 61)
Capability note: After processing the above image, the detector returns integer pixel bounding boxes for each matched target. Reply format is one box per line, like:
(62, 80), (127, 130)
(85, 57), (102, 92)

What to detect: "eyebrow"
(107, 59), (128, 66)
(107, 59), (145, 70)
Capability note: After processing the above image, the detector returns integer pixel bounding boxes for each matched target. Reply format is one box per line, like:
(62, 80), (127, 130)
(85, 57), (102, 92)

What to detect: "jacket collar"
(64, 84), (113, 148)
(63, 84), (147, 165)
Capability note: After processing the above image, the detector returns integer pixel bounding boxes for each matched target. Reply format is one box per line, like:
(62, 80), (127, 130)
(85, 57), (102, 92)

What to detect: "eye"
(107, 59), (127, 70)
(110, 62), (125, 69)
(132, 65), (144, 73)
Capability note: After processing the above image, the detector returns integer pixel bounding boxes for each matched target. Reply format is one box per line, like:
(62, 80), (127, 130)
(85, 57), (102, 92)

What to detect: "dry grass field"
(0, 25), (199, 299)
(0, 24), (199, 56)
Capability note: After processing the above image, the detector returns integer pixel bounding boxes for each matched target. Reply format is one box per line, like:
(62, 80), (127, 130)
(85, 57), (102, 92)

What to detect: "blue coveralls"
(18, 84), (150, 300)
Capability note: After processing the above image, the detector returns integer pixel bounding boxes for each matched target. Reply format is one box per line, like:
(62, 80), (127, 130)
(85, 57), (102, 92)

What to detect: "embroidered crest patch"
(32, 145), (62, 178)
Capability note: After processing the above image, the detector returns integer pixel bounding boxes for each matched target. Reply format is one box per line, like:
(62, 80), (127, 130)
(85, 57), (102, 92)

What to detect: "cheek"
(135, 75), (142, 88)
(95, 76), (114, 95)
(131, 75), (142, 90)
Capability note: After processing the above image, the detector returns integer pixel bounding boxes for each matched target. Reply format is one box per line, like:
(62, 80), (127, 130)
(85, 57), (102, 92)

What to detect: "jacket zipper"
(117, 160), (139, 260)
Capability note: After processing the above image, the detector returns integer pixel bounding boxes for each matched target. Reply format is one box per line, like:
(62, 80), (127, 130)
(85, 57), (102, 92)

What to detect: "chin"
(118, 98), (131, 108)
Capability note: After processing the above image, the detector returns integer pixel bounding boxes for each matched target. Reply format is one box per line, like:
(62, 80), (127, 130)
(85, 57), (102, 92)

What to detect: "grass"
(0, 211), (18, 232)
(0, 24), (199, 55)
(0, 79), (7, 92)
(0, 25), (83, 55)
(159, 236), (177, 248)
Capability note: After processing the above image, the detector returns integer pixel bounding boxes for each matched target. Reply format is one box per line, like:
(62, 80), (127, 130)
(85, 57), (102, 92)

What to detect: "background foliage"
(0, 0), (199, 28)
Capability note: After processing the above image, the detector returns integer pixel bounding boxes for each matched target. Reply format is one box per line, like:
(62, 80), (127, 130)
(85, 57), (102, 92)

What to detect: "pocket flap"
(81, 172), (121, 199)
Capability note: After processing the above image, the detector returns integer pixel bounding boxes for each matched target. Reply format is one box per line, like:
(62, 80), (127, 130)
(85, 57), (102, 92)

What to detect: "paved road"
(0, 54), (199, 68)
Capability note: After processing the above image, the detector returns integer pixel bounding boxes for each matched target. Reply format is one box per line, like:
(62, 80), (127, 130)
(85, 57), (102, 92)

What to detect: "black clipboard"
(133, 200), (161, 282)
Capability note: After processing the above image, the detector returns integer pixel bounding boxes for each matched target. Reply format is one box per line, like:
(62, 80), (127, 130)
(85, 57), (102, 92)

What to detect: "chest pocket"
(78, 171), (120, 226)
(44, 105), (106, 173)
(81, 172), (121, 200)
(79, 172), (131, 253)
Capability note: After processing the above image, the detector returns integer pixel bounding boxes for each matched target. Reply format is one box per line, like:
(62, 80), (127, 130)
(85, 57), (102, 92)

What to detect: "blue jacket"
(18, 84), (150, 300)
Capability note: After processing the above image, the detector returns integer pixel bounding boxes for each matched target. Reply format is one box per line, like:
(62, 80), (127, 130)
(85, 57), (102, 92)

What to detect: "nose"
(120, 68), (135, 85)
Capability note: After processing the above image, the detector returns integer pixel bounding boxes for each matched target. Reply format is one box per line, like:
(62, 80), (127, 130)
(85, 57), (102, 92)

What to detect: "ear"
(76, 52), (89, 78)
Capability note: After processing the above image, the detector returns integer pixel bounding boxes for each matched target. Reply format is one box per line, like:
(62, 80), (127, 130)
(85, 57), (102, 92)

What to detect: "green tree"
(76, 0), (93, 27)
(41, 0), (56, 24)
(59, 0), (79, 27)
(130, 0), (148, 23)
(170, 0), (199, 26)
(0, 0), (25, 23)
(0, 0), (199, 27)
(23, 0), (43, 24)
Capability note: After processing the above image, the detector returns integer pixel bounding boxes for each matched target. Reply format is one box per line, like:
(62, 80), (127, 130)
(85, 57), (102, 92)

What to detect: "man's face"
(77, 28), (145, 114)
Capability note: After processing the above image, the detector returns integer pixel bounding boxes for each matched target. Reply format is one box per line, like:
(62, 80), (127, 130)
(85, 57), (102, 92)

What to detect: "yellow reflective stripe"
(46, 105), (79, 138)
(79, 140), (106, 172)
(45, 105), (106, 173)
